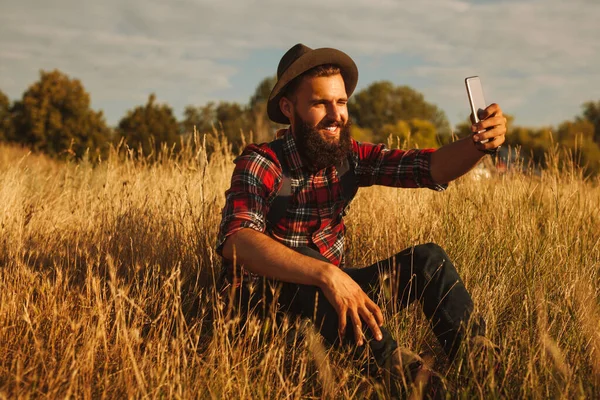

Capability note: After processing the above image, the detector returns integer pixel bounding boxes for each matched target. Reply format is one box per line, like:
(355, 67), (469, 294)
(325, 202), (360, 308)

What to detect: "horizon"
(1, 0), (598, 129)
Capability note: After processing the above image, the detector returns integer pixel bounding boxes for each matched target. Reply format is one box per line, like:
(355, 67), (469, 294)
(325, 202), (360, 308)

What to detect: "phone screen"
(465, 76), (487, 123)
(465, 76), (489, 143)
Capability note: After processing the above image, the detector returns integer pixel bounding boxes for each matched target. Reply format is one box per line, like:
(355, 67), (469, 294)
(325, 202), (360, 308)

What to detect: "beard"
(293, 111), (352, 173)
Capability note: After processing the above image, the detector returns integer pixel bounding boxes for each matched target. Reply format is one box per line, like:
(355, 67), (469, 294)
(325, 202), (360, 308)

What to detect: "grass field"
(0, 134), (599, 399)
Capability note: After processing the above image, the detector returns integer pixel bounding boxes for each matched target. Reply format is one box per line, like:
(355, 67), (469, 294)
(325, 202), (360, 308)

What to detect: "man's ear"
(279, 96), (293, 120)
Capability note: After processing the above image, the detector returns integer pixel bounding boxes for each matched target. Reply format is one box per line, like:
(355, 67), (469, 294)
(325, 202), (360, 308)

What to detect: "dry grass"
(0, 135), (599, 399)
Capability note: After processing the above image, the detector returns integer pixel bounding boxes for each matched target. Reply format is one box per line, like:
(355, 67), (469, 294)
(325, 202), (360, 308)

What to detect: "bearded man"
(216, 44), (506, 393)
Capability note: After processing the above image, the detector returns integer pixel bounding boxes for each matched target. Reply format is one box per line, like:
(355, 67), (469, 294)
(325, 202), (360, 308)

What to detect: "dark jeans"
(225, 243), (477, 367)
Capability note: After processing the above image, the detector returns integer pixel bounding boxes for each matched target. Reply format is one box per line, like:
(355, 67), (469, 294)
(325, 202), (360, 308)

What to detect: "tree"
(118, 94), (180, 156)
(215, 101), (252, 148)
(556, 119), (594, 143)
(349, 124), (374, 143)
(10, 70), (110, 157)
(579, 101), (600, 144)
(556, 119), (600, 174)
(247, 76), (282, 143)
(181, 102), (216, 134)
(381, 118), (439, 148)
(0, 90), (12, 141)
(181, 101), (251, 152)
(348, 81), (451, 142)
(182, 76), (280, 145)
(505, 125), (552, 163)
(249, 76), (277, 109)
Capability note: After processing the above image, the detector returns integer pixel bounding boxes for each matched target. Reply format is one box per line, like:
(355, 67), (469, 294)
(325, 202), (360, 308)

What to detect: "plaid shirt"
(216, 129), (447, 279)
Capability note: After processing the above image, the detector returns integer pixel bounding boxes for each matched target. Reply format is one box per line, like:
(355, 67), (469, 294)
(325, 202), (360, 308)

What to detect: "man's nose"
(327, 103), (342, 122)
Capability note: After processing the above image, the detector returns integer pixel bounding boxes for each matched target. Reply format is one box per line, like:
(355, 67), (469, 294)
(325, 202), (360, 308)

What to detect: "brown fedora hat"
(267, 43), (358, 124)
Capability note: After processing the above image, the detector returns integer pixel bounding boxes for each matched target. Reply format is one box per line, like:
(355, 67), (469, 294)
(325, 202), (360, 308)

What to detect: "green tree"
(249, 76), (277, 109)
(505, 125), (552, 163)
(182, 76), (280, 145)
(118, 93), (180, 155)
(182, 100), (251, 152)
(579, 101), (600, 144)
(10, 70), (110, 157)
(248, 76), (283, 143)
(0, 90), (12, 141)
(556, 119), (600, 174)
(381, 118), (439, 148)
(348, 81), (450, 142)
(215, 101), (251, 149)
(349, 124), (374, 143)
(181, 102), (216, 134)
(556, 119), (594, 143)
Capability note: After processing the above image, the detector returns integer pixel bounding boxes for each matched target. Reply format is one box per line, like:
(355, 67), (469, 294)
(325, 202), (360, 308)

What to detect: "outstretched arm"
(430, 103), (507, 184)
(222, 228), (384, 345)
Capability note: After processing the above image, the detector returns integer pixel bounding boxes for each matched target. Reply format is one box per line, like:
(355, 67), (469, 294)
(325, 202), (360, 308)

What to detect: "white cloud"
(0, 0), (598, 127)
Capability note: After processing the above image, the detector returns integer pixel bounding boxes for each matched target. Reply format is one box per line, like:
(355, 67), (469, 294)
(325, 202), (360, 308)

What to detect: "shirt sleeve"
(215, 145), (281, 257)
(353, 141), (448, 191)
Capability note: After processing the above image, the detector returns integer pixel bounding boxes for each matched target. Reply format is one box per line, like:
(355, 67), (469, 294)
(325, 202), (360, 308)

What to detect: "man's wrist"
(472, 134), (500, 155)
(315, 262), (336, 290)
(478, 146), (500, 155)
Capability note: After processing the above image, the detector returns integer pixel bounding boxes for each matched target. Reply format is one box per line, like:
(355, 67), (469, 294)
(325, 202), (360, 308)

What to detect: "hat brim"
(267, 48), (358, 124)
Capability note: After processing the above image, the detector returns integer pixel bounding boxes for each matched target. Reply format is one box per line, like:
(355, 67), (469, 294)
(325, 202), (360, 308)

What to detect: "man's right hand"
(223, 229), (384, 346)
(319, 266), (384, 346)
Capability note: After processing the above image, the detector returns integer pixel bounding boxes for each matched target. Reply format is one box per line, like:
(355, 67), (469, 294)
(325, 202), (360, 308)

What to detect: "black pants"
(225, 243), (477, 367)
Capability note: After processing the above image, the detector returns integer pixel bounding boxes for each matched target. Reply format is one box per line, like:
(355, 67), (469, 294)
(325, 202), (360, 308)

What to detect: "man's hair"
(282, 64), (342, 100)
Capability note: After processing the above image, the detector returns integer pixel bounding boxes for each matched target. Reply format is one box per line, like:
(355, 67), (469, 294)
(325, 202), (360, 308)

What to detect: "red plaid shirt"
(216, 129), (447, 279)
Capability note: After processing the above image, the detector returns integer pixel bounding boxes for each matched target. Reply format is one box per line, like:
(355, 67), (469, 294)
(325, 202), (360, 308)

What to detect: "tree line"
(1, 69), (599, 174)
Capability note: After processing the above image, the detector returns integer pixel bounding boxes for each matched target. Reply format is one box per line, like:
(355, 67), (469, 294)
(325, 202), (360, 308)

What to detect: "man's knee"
(413, 242), (448, 261)
(401, 242), (452, 279)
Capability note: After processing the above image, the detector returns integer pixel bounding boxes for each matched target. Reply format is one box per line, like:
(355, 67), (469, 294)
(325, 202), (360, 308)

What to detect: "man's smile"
(321, 126), (340, 136)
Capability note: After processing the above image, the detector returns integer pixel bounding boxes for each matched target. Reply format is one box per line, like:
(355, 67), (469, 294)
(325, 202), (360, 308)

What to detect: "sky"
(1, 0), (598, 130)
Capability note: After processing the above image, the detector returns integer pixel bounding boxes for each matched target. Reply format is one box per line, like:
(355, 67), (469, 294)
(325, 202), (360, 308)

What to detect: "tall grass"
(0, 134), (599, 398)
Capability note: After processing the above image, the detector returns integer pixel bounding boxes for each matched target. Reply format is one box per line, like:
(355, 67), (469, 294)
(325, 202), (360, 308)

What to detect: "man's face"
(285, 73), (349, 143)
(281, 73), (352, 171)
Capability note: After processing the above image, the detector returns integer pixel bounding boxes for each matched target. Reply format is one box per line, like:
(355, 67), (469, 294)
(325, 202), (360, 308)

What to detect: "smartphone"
(465, 76), (489, 144)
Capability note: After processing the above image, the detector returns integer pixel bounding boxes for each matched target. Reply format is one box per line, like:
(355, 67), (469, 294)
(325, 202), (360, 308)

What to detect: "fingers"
(322, 271), (386, 346)
(349, 309), (363, 346)
(471, 103), (507, 151)
(368, 299), (384, 327)
(480, 103), (502, 120)
(338, 306), (347, 341)
(472, 115), (507, 133)
(359, 305), (383, 342)
(350, 298), (385, 345)
(476, 132), (506, 151)
(473, 123), (506, 142)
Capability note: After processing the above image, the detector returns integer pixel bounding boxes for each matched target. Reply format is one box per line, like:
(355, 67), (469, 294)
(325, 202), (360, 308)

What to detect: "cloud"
(1, 0), (598, 127)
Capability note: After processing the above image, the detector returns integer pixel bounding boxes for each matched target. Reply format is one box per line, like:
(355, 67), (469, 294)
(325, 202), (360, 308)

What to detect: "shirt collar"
(276, 128), (305, 174)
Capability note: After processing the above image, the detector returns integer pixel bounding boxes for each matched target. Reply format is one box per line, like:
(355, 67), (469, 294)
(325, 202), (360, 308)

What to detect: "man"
(216, 44), (506, 392)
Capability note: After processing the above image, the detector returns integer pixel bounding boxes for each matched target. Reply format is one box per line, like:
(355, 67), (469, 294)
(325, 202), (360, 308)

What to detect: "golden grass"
(0, 135), (599, 398)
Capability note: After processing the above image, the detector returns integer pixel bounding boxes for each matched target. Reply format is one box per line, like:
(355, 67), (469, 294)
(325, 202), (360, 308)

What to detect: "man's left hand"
(471, 103), (507, 153)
